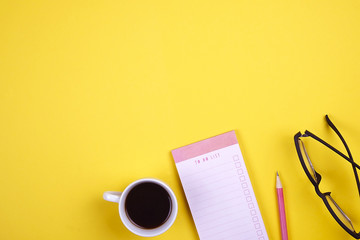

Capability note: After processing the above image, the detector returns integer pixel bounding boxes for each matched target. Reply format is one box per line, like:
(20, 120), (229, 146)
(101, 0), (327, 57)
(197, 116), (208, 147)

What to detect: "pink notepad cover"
(172, 131), (268, 240)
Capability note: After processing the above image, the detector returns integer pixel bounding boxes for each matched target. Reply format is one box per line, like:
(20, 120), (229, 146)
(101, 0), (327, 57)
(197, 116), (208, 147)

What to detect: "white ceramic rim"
(118, 178), (178, 237)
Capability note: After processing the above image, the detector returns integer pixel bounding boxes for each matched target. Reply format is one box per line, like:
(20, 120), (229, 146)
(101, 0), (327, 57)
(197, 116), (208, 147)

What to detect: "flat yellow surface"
(1, 1), (360, 239)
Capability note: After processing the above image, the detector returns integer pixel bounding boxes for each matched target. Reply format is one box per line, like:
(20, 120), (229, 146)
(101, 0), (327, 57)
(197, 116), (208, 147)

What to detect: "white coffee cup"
(103, 178), (178, 237)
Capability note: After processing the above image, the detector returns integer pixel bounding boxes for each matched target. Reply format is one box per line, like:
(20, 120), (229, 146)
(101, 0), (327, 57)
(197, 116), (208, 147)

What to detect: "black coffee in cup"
(125, 182), (172, 229)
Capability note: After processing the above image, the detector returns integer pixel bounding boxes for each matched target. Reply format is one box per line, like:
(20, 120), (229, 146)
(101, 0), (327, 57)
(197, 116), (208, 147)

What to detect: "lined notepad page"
(172, 131), (268, 240)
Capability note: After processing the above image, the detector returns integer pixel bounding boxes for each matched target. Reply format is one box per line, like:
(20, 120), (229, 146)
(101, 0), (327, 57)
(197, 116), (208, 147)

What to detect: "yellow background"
(1, 0), (360, 239)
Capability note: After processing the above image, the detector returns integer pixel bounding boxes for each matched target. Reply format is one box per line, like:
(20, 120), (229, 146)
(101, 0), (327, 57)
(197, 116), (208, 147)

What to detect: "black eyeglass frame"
(294, 115), (360, 239)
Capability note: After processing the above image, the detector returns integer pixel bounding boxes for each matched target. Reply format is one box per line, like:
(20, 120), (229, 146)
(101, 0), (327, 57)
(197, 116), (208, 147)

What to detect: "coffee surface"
(125, 182), (172, 229)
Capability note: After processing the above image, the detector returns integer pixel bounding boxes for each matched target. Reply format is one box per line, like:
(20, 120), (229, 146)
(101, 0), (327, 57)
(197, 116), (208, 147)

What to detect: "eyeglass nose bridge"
(314, 176), (324, 197)
(314, 171), (322, 184)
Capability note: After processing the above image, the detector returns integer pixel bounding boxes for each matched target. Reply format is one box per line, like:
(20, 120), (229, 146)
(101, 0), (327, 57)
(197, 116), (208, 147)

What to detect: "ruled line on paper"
(185, 181), (241, 200)
(195, 202), (248, 221)
(180, 160), (230, 179)
(181, 170), (238, 190)
(218, 231), (256, 240)
(189, 192), (243, 213)
(197, 210), (250, 230)
(199, 219), (252, 237)
(200, 219), (253, 239)
(194, 202), (246, 219)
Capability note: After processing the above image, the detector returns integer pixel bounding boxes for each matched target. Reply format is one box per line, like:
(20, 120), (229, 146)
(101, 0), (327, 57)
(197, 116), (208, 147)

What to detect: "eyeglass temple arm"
(325, 115), (360, 197)
(304, 130), (360, 169)
(325, 115), (353, 160)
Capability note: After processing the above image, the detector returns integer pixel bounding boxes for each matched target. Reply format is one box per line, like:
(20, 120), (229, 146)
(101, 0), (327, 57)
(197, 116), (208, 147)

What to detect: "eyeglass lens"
(326, 194), (355, 232)
(299, 138), (356, 233)
(299, 139), (318, 183)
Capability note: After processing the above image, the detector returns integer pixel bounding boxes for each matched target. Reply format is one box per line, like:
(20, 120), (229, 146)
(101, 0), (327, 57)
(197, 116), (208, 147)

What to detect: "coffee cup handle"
(103, 191), (122, 203)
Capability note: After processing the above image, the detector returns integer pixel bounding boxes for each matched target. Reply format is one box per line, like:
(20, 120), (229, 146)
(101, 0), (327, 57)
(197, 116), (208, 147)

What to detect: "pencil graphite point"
(276, 171), (282, 188)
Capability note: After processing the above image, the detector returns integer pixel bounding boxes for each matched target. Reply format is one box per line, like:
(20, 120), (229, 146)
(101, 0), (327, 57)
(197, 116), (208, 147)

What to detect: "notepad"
(172, 131), (268, 240)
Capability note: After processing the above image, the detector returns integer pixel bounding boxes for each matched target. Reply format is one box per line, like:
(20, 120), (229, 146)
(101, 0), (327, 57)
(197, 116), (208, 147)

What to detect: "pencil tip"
(276, 171), (282, 188)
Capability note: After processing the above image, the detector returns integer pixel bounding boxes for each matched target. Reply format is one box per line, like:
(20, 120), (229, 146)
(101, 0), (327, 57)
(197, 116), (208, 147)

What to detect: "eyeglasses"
(294, 115), (360, 239)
